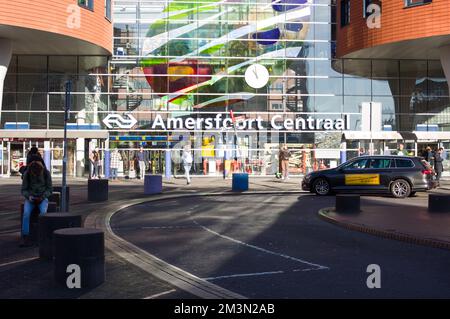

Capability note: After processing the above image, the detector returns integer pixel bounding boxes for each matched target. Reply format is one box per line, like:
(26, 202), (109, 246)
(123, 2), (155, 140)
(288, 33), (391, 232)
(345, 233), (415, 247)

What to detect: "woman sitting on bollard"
(20, 160), (53, 247)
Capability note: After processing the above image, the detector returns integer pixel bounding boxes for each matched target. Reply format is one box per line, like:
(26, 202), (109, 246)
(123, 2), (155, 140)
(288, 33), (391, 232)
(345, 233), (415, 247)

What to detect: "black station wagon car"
(301, 156), (435, 198)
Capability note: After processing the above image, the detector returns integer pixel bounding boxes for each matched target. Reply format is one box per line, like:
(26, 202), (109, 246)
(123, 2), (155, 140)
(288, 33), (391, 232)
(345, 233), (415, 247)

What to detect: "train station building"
(1, 0), (450, 178)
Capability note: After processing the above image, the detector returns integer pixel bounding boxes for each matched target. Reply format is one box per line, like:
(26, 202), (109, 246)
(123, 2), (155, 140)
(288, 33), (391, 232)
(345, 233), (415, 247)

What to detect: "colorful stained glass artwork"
(139, 0), (313, 109)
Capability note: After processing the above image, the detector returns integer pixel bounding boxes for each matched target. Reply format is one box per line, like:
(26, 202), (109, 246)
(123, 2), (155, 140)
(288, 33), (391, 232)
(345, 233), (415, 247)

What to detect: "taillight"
(422, 169), (433, 175)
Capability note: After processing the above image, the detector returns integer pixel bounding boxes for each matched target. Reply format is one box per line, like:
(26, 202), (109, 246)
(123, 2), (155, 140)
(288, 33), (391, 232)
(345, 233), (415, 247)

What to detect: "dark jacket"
(434, 153), (444, 173)
(21, 169), (52, 199)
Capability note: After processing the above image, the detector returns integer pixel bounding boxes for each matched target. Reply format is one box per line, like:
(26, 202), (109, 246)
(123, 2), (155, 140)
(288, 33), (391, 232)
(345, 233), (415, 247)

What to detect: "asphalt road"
(111, 193), (450, 298)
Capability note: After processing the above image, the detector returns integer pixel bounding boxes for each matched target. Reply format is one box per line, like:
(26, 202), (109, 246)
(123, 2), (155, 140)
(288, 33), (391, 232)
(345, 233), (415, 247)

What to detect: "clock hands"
(253, 65), (259, 79)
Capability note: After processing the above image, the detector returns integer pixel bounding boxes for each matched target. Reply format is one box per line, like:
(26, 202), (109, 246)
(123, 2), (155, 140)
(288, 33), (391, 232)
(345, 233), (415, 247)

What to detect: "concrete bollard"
(144, 174), (163, 195)
(54, 228), (104, 289)
(48, 192), (60, 210)
(38, 213), (82, 260)
(88, 179), (108, 202)
(335, 194), (360, 214)
(53, 186), (70, 208)
(428, 194), (450, 213)
(47, 202), (58, 213)
(232, 173), (249, 191)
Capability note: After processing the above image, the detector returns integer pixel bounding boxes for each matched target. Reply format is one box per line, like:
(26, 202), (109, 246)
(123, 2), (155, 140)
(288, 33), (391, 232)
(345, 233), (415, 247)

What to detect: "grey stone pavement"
(0, 175), (449, 299)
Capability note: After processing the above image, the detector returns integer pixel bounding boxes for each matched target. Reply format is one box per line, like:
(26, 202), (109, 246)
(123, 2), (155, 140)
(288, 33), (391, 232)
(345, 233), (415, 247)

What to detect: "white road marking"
(204, 267), (329, 281)
(0, 257), (39, 268)
(190, 218), (329, 270)
(293, 267), (328, 272)
(204, 271), (285, 281)
(143, 289), (177, 299)
(141, 225), (200, 230)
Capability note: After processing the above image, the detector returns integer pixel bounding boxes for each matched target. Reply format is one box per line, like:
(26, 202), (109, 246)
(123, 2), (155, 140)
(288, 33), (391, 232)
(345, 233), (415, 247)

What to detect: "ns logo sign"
(103, 113), (138, 129)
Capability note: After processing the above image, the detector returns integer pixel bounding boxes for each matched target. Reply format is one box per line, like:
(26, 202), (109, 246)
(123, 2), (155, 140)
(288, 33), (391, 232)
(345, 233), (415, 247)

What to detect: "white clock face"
(245, 64), (270, 89)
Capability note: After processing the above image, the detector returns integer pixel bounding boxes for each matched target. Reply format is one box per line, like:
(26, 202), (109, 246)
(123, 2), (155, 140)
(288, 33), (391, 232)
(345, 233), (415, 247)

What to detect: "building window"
(340, 0), (350, 27)
(78, 0), (94, 11)
(105, 0), (111, 20)
(405, 0), (432, 7)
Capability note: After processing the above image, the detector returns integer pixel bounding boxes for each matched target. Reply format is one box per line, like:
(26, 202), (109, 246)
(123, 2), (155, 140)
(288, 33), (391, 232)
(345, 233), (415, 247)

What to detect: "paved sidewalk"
(319, 190), (450, 250)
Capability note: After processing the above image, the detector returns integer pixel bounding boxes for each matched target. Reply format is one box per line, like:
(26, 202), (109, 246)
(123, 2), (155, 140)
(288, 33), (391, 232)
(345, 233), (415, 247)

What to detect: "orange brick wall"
(0, 0), (112, 53)
(336, 0), (450, 58)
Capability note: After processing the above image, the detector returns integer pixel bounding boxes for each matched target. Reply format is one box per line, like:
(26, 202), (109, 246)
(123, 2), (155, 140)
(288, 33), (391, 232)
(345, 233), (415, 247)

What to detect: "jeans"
(139, 161), (146, 179)
(184, 164), (192, 183)
(111, 168), (118, 179)
(22, 198), (48, 236)
(90, 161), (99, 178)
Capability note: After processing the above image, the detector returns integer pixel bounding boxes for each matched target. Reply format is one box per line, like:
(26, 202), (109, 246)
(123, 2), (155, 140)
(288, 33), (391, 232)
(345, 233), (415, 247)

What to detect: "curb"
(318, 208), (450, 251)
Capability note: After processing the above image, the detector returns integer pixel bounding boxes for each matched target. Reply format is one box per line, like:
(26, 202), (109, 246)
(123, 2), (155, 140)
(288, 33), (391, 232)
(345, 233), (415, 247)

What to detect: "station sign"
(102, 112), (351, 131)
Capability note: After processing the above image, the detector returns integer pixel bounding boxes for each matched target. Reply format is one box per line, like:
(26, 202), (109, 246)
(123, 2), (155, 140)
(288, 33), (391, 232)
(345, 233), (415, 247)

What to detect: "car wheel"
(313, 178), (331, 196)
(390, 179), (411, 198)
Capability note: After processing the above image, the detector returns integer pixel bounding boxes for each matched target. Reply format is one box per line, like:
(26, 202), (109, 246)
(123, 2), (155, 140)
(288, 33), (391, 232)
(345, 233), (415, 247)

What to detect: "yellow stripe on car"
(345, 174), (380, 185)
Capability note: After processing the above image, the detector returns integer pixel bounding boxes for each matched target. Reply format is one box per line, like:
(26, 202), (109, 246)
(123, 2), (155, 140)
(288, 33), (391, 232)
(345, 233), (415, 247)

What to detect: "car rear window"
(395, 159), (414, 168)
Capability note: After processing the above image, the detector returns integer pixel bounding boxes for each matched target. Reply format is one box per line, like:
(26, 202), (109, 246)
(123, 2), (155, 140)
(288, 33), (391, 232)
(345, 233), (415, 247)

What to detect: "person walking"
(110, 149), (122, 180)
(89, 147), (100, 179)
(279, 144), (291, 180)
(424, 146), (434, 167)
(182, 144), (193, 185)
(137, 146), (147, 179)
(20, 160), (52, 247)
(434, 147), (444, 187)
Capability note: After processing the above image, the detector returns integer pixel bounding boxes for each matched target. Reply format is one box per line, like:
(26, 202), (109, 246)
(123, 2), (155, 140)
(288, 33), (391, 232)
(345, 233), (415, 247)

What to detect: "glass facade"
(2, 55), (109, 129)
(1, 0), (450, 177)
(109, 0), (450, 175)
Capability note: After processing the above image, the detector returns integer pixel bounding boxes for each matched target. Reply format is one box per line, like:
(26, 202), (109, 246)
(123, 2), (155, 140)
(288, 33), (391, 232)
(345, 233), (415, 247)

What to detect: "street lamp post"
(61, 81), (71, 212)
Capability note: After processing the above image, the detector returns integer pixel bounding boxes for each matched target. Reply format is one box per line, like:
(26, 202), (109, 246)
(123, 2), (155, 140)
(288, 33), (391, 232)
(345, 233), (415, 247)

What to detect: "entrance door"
(10, 142), (26, 176)
(0, 141), (10, 177)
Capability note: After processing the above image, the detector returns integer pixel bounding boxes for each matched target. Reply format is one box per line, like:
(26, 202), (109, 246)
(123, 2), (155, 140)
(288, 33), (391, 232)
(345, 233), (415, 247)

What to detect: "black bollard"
(428, 194), (450, 213)
(88, 179), (108, 202)
(38, 213), (82, 259)
(335, 194), (360, 214)
(48, 192), (61, 210)
(47, 202), (58, 213)
(54, 228), (104, 289)
(53, 186), (70, 208)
